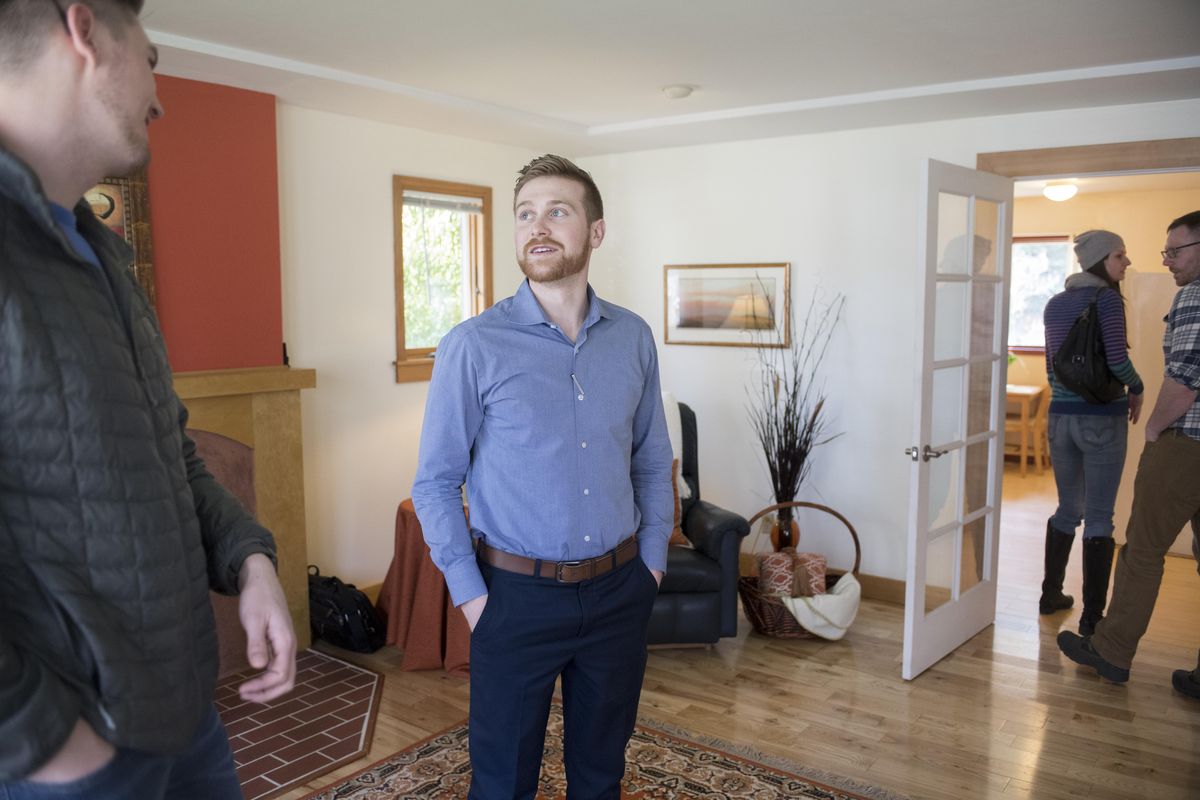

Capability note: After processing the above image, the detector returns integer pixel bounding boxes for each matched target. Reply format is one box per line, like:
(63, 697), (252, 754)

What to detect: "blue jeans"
(1048, 413), (1128, 539)
(1, 706), (241, 800)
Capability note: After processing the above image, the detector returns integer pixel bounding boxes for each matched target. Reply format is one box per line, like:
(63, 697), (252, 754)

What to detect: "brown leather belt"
(478, 535), (639, 583)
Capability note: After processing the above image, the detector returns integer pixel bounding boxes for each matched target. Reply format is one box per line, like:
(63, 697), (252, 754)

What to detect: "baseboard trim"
(854, 572), (905, 605)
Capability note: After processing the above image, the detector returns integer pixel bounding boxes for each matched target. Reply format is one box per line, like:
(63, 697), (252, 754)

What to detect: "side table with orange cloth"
(375, 499), (471, 677)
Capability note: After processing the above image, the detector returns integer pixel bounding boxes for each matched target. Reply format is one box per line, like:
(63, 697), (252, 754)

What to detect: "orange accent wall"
(147, 75), (282, 371)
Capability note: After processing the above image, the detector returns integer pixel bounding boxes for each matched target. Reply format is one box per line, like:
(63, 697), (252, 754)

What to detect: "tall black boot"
(1039, 520), (1075, 615)
(1078, 536), (1115, 636)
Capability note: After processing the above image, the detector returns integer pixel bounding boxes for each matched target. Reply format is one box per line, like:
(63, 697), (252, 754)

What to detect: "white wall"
(277, 104), (536, 586)
(578, 98), (1200, 581)
(279, 97), (1199, 587)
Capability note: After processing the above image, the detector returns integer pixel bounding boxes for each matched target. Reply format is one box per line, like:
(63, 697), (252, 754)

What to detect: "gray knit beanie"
(1073, 230), (1125, 271)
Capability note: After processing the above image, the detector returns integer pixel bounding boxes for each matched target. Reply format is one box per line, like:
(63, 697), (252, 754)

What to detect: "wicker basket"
(739, 502), (860, 639)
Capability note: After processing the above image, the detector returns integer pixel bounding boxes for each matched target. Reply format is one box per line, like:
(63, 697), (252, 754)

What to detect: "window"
(1007, 236), (1073, 352)
(393, 176), (492, 382)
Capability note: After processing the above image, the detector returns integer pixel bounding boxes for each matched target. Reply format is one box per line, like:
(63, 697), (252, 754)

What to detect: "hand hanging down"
(236, 553), (297, 703)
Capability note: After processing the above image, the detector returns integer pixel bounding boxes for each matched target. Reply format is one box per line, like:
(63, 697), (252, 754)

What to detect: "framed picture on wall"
(84, 169), (156, 306)
(663, 262), (789, 347)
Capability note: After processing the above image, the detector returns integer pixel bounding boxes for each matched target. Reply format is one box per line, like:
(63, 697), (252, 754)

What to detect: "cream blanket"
(780, 572), (861, 640)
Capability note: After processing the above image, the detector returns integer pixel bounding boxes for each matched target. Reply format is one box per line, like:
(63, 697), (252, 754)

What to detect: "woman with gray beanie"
(1040, 229), (1144, 636)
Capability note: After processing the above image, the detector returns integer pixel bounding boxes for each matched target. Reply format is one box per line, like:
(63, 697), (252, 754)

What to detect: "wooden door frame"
(977, 137), (1200, 178)
(979, 136), (1200, 565)
(828, 138), (1200, 609)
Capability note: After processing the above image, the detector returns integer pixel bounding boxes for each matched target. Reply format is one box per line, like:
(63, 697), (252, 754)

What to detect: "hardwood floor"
(281, 466), (1200, 799)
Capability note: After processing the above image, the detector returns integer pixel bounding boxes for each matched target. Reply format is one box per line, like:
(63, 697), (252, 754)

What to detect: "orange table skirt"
(375, 499), (470, 677)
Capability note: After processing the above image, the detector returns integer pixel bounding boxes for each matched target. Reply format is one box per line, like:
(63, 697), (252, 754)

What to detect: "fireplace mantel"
(175, 365), (317, 650)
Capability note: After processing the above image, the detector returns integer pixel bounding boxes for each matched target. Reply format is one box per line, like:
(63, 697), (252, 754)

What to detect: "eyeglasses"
(1162, 241), (1200, 260)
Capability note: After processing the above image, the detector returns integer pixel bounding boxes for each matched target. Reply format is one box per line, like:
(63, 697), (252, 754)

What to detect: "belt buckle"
(555, 559), (585, 582)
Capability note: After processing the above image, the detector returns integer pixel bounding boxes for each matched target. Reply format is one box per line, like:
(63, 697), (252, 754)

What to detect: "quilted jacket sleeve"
(177, 400), (278, 595)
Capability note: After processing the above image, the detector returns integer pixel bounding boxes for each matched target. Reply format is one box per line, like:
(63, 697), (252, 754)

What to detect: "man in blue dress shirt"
(412, 154), (674, 798)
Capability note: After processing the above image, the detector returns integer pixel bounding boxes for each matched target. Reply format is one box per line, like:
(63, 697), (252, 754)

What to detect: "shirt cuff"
(1166, 363), (1200, 392)
(638, 529), (670, 573)
(444, 558), (487, 607)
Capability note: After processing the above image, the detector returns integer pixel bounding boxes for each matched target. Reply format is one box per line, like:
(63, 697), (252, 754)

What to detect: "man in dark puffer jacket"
(0, 1), (296, 796)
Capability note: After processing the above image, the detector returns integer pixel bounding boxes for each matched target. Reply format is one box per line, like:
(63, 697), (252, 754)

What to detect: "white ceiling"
(144, 0), (1200, 155)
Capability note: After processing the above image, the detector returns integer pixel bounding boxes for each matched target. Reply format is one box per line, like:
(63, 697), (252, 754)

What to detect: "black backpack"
(307, 565), (386, 653)
(1051, 288), (1125, 405)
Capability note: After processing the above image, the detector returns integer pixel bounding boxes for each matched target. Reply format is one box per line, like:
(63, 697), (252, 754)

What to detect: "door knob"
(905, 444), (949, 462)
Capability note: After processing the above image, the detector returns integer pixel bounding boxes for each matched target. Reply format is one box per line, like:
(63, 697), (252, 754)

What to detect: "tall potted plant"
(747, 291), (844, 550)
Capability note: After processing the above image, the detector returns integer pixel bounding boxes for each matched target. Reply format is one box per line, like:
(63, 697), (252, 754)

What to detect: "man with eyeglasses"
(1059, 210), (1200, 701)
(0, 1), (295, 796)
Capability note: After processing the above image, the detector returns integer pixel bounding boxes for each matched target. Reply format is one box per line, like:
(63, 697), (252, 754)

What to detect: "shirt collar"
(508, 278), (613, 328)
(49, 202), (79, 229)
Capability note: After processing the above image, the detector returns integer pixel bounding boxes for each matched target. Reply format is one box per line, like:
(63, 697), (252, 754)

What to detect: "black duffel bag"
(307, 565), (386, 653)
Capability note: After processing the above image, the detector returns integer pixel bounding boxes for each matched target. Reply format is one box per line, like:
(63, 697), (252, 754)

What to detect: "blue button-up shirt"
(412, 280), (674, 606)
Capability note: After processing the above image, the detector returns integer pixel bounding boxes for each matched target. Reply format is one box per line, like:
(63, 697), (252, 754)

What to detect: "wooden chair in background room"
(1032, 390), (1050, 472)
(1004, 388), (1049, 476)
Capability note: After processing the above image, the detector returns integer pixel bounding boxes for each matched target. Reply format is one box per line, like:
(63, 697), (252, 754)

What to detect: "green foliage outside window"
(403, 204), (467, 350)
(1008, 240), (1072, 348)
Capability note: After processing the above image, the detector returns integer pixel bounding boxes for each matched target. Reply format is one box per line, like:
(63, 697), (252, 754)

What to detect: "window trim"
(1008, 235), (1071, 355)
(393, 175), (493, 383)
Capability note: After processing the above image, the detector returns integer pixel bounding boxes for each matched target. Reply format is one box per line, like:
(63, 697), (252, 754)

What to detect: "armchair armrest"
(683, 500), (750, 638)
(684, 500), (750, 562)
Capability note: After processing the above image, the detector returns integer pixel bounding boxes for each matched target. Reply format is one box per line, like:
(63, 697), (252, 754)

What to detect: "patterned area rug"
(301, 703), (905, 800)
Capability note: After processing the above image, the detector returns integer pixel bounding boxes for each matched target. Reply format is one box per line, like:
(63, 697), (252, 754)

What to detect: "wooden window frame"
(393, 175), (493, 383)
(1008, 235), (1071, 355)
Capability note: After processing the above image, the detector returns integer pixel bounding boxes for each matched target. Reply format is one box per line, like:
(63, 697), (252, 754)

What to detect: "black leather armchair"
(647, 403), (751, 645)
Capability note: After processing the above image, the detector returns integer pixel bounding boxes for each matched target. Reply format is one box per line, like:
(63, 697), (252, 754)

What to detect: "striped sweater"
(1043, 272), (1143, 416)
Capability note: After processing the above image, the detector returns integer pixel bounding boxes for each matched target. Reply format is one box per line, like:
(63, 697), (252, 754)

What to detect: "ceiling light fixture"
(662, 84), (695, 100)
(1043, 182), (1078, 202)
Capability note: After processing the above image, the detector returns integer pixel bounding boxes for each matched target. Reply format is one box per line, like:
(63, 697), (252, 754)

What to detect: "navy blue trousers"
(467, 555), (658, 800)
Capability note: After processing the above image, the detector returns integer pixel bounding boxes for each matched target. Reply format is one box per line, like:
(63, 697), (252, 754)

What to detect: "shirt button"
(583, 488), (590, 496)
(578, 394), (584, 401)
(581, 441), (587, 448)
(584, 535), (591, 542)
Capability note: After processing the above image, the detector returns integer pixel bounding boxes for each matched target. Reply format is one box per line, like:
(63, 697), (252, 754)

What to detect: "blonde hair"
(514, 154), (604, 224)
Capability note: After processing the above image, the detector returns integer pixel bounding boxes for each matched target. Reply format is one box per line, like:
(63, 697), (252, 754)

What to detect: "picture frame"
(663, 263), (790, 347)
(84, 169), (156, 306)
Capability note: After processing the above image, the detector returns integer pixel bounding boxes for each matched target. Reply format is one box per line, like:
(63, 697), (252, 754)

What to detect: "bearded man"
(412, 154), (673, 799)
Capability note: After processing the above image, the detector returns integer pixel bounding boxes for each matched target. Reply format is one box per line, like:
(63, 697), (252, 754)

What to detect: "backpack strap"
(1076, 286), (1106, 320)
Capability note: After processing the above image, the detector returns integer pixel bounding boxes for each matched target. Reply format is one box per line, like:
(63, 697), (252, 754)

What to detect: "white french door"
(902, 159), (1014, 681)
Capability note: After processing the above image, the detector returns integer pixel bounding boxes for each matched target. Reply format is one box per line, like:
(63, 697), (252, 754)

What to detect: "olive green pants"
(1091, 431), (1200, 670)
